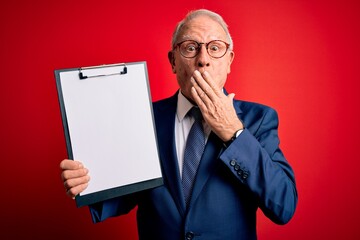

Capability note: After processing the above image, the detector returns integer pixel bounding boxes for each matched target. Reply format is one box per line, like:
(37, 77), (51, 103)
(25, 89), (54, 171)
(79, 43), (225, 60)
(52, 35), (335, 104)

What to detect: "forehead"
(178, 15), (227, 41)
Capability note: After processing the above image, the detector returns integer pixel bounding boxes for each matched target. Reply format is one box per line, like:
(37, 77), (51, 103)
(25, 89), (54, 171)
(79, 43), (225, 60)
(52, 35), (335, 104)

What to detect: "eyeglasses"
(174, 40), (230, 59)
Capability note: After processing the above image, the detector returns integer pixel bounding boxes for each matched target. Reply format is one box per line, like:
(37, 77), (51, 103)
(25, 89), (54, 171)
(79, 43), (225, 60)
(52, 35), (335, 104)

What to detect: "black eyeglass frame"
(174, 40), (231, 59)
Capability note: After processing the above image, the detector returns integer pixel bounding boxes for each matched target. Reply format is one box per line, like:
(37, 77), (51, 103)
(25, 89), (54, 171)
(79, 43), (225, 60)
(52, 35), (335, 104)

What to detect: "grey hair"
(171, 9), (233, 50)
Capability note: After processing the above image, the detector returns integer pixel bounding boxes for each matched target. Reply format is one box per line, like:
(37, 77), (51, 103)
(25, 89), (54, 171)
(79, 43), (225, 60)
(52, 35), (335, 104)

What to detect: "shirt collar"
(176, 91), (194, 122)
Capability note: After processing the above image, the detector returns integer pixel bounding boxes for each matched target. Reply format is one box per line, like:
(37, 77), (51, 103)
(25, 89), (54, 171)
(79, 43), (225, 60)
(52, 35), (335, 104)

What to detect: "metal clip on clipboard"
(78, 63), (127, 80)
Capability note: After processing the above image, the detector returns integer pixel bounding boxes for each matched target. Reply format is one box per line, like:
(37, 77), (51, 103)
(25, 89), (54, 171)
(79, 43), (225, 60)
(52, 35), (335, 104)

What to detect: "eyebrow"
(178, 35), (225, 43)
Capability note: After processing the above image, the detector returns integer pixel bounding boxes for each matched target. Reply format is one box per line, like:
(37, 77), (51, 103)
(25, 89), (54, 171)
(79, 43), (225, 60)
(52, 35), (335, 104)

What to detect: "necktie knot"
(188, 107), (202, 122)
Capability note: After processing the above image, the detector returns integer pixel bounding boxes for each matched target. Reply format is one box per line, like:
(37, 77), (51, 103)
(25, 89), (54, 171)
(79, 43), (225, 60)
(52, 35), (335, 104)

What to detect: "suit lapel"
(188, 132), (223, 209)
(155, 92), (244, 214)
(155, 93), (186, 216)
(188, 98), (243, 209)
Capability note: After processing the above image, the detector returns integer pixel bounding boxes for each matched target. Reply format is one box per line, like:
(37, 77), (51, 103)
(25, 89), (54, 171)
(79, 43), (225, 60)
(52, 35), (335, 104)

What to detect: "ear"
(168, 51), (176, 73)
(227, 51), (235, 74)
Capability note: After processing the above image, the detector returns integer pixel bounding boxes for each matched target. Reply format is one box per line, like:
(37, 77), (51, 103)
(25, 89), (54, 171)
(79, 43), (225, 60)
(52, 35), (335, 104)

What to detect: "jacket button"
(230, 160), (236, 166)
(234, 164), (240, 171)
(185, 231), (195, 240)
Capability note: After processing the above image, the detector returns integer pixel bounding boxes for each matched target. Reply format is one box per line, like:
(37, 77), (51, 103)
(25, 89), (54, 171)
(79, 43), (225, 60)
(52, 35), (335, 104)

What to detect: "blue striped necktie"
(182, 107), (205, 207)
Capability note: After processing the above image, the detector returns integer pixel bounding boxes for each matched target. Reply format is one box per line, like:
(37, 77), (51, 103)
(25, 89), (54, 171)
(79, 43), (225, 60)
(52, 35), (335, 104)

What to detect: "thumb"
(228, 93), (235, 101)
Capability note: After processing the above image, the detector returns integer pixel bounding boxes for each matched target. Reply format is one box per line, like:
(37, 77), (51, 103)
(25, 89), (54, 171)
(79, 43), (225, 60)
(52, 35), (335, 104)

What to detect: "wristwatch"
(223, 129), (243, 148)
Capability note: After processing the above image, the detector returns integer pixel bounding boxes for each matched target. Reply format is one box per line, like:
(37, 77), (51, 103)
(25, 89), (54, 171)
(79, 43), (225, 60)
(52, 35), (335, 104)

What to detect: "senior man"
(60, 9), (297, 240)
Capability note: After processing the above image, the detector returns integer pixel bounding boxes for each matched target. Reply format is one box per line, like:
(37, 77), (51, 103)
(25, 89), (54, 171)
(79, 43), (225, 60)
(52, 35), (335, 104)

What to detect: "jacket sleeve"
(88, 193), (138, 223)
(219, 107), (297, 224)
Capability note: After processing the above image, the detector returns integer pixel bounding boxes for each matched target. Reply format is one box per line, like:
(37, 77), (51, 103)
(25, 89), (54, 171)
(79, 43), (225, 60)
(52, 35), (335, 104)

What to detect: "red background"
(1, 0), (359, 239)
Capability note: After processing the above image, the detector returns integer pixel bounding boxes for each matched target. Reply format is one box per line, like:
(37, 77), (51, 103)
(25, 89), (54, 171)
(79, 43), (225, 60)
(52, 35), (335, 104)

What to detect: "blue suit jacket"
(89, 92), (297, 240)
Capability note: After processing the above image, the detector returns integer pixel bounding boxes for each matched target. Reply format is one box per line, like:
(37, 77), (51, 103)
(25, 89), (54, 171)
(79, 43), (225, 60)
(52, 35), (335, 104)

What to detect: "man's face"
(169, 15), (234, 101)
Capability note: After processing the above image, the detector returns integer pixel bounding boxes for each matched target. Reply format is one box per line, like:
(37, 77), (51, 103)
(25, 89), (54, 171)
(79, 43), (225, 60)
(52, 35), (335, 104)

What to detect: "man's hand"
(60, 159), (90, 199)
(190, 70), (243, 142)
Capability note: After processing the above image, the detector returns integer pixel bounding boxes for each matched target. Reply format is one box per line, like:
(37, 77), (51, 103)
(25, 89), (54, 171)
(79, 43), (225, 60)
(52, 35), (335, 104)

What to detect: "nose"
(196, 45), (210, 68)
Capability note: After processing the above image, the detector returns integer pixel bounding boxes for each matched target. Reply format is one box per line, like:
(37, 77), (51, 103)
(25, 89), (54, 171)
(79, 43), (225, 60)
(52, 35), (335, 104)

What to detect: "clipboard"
(55, 62), (163, 207)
